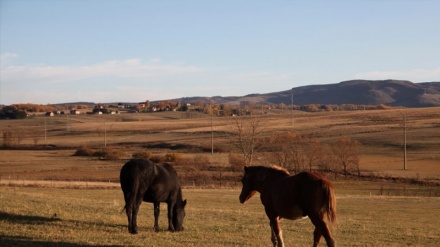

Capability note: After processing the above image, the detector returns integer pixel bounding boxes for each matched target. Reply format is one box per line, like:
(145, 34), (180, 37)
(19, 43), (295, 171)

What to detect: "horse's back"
(144, 162), (181, 202)
(120, 159), (156, 192)
(266, 172), (333, 219)
(289, 171), (333, 197)
(160, 163), (180, 184)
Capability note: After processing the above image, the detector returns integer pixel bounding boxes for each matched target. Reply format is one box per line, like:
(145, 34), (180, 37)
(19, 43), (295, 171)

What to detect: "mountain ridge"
(171, 80), (440, 107)
(25, 80), (439, 108)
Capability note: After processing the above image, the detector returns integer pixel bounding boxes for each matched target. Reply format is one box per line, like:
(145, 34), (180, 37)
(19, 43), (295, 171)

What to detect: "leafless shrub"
(132, 150), (152, 159)
(96, 147), (126, 160)
(150, 154), (166, 163)
(175, 155), (210, 171)
(74, 146), (126, 160)
(175, 157), (196, 170)
(165, 152), (182, 162)
(193, 154), (209, 170)
(229, 152), (245, 172)
(73, 146), (95, 156)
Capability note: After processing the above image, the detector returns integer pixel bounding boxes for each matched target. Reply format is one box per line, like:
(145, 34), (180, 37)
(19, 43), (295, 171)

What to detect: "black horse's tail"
(120, 166), (141, 214)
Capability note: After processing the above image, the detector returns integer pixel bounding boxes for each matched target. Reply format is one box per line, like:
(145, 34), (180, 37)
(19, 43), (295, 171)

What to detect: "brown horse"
(239, 165), (336, 247)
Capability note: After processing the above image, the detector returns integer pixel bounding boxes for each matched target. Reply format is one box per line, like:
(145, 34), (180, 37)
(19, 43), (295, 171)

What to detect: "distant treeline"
(0, 102), (397, 119)
(0, 104), (90, 119)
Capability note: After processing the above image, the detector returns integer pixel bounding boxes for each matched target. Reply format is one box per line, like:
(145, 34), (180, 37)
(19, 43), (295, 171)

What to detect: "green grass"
(1, 186), (440, 246)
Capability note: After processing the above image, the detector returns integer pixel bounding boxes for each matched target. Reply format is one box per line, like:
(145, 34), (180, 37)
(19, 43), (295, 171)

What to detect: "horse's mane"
(248, 165), (290, 177)
(269, 165), (290, 175)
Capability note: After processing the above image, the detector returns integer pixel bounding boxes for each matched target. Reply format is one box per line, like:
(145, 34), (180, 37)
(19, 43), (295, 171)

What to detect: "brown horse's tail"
(321, 179), (337, 224)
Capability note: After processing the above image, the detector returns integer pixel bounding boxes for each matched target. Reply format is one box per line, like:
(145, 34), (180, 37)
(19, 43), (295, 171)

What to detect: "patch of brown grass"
(1, 107), (439, 185)
(1, 186), (440, 246)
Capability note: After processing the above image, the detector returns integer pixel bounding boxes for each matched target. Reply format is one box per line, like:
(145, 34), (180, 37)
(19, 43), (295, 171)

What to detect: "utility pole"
(211, 117), (214, 154)
(403, 113), (407, 170)
(290, 92), (294, 125)
(66, 114), (70, 132)
(44, 118), (47, 143)
(104, 119), (107, 147)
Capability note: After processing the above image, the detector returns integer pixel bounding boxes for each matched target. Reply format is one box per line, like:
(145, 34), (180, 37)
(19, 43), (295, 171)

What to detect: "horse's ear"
(183, 199), (187, 207)
(244, 165), (249, 172)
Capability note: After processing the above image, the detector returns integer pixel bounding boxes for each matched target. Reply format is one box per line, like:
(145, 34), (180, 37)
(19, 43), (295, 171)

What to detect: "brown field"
(1, 107), (440, 246)
(1, 186), (440, 246)
(1, 107), (439, 183)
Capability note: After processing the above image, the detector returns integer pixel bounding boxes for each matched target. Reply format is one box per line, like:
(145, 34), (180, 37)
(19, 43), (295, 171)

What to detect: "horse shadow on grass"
(0, 211), (126, 229)
(0, 235), (124, 247)
(0, 211), (62, 224)
(0, 211), (125, 247)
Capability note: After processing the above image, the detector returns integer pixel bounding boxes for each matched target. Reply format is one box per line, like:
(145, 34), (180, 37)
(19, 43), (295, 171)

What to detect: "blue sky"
(1, 0), (439, 105)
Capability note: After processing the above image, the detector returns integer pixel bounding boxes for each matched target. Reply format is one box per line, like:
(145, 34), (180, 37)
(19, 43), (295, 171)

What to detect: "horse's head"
(172, 199), (187, 231)
(239, 166), (258, 204)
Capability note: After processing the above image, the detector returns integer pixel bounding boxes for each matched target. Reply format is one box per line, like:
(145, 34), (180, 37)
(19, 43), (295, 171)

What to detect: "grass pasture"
(1, 107), (440, 184)
(1, 107), (440, 246)
(1, 186), (440, 247)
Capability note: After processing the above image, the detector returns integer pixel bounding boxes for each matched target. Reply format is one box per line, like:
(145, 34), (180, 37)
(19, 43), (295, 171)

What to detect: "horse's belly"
(281, 206), (306, 220)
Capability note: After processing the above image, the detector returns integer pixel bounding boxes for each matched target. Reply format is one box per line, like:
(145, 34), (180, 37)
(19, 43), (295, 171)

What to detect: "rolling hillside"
(173, 80), (440, 107)
(25, 80), (439, 108)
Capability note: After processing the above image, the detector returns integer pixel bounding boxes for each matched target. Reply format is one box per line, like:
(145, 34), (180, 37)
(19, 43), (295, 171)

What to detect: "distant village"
(42, 101), (214, 117)
(1, 99), (395, 120)
(1, 100), (235, 119)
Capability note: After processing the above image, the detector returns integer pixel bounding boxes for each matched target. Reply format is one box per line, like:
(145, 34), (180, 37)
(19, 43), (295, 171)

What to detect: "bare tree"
(268, 132), (291, 168)
(268, 132), (306, 173)
(230, 115), (267, 166)
(316, 144), (334, 171)
(2, 130), (14, 148)
(303, 137), (321, 172)
(332, 137), (361, 177)
(33, 135), (41, 146)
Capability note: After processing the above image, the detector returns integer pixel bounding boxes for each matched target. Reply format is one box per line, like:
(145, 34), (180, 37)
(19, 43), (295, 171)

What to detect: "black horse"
(120, 159), (187, 234)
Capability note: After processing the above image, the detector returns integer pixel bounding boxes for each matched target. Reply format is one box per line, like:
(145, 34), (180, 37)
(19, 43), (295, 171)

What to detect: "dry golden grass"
(1, 107), (439, 183)
(1, 106), (440, 246)
(1, 186), (440, 246)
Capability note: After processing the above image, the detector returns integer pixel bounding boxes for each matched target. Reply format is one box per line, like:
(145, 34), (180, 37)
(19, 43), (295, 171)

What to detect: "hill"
(172, 80), (440, 107)
(22, 80), (439, 108)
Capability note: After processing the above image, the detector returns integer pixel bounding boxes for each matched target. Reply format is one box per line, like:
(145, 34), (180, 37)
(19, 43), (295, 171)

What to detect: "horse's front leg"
(153, 202), (160, 232)
(269, 216), (284, 247)
(167, 202), (175, 232)
(270, 224), (277, 247)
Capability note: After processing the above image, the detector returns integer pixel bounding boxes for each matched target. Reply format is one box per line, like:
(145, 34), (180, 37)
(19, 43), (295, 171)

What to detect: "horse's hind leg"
(125, 205), (134, 234)
(126, 204), (139, 234)
(312, 227), (322, 247)
(269, 217), (284, 247)
(309, 214), (335, 247)
(130, 199), (142, 234)
(154, 202), (160, 232)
